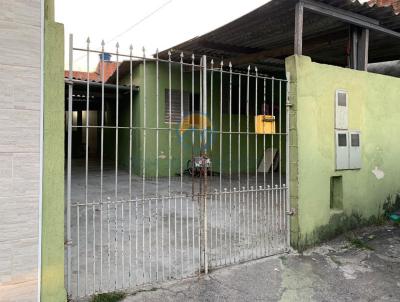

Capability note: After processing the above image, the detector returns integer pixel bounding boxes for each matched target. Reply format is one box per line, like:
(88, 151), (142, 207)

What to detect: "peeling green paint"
(286, 55), (400, 249)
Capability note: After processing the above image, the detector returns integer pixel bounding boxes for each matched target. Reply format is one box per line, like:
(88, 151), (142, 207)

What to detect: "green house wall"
(110, 61), (287, 178)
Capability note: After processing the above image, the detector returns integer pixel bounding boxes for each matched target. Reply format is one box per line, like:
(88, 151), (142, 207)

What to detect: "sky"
(55, 0), (270, 71)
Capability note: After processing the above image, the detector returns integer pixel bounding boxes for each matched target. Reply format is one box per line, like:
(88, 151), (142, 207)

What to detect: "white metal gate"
(65, 34), (290, 299)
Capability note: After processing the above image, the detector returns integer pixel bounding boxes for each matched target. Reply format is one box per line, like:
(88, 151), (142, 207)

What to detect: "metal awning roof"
(159, 0), (400, 73)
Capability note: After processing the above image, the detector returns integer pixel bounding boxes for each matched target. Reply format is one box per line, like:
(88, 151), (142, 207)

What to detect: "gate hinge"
(286, 102), (293, 107)
(286, 208), (296, 216)
(64, 240), (73, 246)
(65, 79), (73, 85)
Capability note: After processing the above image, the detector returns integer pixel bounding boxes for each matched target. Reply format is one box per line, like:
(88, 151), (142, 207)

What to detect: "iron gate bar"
(100, 39), (105, 292)
(66, 33), (73, 295)
(68, 125), (288, 134)
(255, 67), (258, 260)
(85, 39), (90, 295)
(142, 47), (146, 284)
(155, 48), (159, 281)
(128, 44), (133, 287)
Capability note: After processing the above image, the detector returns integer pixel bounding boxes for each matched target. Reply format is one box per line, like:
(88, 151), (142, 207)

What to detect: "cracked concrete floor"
(120, 224), (400, 302)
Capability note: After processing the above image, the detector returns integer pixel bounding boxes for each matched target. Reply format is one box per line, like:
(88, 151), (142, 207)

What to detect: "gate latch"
(286, 208), (296, 216)
(64, 239), (72, 247)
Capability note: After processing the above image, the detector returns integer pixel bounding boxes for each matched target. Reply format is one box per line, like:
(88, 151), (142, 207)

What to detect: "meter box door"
(349, 131), (361, 169)
(335, 90), (348, 130)
(335, 130), (349, 170)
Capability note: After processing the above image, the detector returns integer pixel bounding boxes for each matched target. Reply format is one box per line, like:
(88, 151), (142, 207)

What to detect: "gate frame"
(65, 34), (291, 298)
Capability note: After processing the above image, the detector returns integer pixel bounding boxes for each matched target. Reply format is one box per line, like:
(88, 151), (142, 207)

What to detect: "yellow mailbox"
(255, 115), (276, 134)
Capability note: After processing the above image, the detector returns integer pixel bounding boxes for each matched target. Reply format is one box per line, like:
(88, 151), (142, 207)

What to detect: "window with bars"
(164, 89), (199, 123)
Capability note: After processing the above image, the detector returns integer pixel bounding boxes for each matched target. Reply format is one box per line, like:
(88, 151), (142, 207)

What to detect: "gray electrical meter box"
(335, 130), (349, 170)
(335, 90), (348, 130)
(349, 131), (361, 169)
(334, 88), (361, 170)
(335, 130), (361, 170)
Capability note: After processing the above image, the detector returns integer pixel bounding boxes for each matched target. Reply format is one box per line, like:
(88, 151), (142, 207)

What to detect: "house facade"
(103, 61), (287, 178)
(1, 0), (399, 301)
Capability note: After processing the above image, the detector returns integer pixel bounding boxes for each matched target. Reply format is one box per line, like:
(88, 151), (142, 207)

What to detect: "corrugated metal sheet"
(159, 0), (400, 73)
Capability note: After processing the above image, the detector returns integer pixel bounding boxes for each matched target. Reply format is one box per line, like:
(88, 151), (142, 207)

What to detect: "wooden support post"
(294, 1), (304, 55)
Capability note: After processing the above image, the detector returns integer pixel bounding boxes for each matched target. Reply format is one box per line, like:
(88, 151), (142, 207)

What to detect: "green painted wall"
(114, 62), (287, 178)
(286, 55), (400, 249)
(42, 0), (67, 300)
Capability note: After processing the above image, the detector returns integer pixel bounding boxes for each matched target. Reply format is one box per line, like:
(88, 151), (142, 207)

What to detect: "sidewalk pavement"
(122, 224), (400, 302)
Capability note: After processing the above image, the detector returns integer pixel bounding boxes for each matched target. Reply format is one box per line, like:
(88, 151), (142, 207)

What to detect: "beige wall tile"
(0, 0), (41, 27)
(0, 20), (40, 68)
(0, 1), (41, 300)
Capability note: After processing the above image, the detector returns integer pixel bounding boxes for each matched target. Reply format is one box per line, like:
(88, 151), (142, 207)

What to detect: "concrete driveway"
(121, 224), (400, 302)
